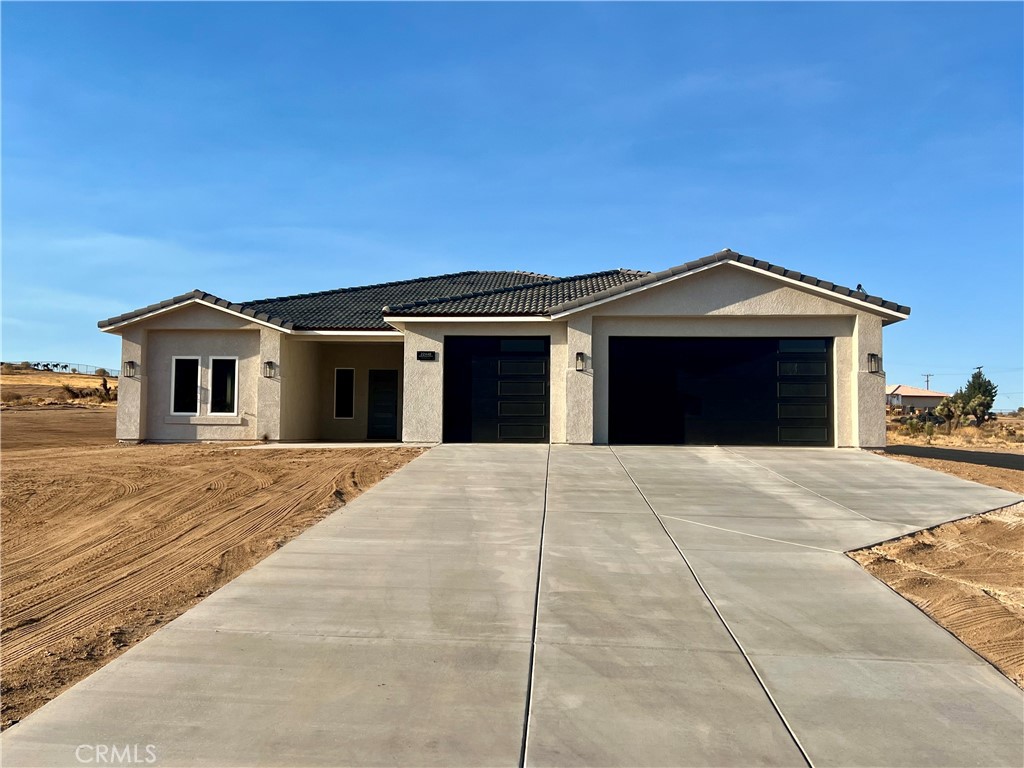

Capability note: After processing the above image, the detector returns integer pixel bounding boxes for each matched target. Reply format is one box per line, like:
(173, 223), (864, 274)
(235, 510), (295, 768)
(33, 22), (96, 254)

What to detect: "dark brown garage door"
(608, 337), (832, 446)
(443, 336), (550, 443)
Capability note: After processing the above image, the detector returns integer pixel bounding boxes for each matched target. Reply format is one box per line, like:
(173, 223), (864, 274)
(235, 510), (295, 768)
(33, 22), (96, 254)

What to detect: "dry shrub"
(1, 391), (24, 403)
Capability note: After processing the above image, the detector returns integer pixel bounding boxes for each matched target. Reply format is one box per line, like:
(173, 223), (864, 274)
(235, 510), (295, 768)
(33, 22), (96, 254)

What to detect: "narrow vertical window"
(171, 357), (200, 415)
(210, 358), (238, 414)
(335, 368), (354, 419)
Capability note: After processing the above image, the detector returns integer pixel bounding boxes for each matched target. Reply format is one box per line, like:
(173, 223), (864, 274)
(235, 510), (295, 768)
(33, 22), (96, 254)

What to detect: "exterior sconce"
(122, 360), (137, 378)
(867, 353), (883, 374)
(262, 361), (277, 378)
(575, 352), (586, 372)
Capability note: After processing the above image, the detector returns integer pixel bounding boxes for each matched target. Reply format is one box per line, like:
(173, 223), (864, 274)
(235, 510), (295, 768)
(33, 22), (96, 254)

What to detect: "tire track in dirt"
(1, 451), (409, 665)
(850, 502), (1024, 688)
(0, 413), (422, 728)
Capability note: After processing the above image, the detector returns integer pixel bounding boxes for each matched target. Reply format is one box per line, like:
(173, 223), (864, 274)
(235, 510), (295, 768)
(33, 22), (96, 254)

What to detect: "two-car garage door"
(608, 337), (833, 446)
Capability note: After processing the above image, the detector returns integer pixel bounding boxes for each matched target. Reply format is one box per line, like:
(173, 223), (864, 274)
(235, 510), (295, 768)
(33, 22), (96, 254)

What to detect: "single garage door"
(443, 336), (550, 443)
(609, 337), (832, 446)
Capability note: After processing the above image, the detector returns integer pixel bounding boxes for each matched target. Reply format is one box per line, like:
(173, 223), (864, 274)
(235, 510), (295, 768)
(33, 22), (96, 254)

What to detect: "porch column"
(565, 315), (594, 444)
(256, 328), (282, 441)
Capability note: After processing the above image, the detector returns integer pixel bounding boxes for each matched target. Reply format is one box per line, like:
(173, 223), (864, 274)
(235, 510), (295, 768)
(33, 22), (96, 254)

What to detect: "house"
(99, 249), (910, 448)
(886, 384), (949, 413)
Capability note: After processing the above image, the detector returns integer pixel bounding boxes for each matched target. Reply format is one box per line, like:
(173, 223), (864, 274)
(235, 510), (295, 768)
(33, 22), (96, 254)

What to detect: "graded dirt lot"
(1, 369), (118, 405)
(0, 407), (422, 728)
(850, 502), (1024, 688)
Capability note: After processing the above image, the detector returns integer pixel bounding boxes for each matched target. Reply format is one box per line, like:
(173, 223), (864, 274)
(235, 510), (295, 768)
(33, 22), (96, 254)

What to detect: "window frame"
(209, 356), (240, 416)
(169, 356), (201, 416)
(334, 367), (355, 420)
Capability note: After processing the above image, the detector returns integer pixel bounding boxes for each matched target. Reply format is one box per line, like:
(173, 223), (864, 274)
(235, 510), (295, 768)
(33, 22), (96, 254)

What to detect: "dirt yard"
(0, 407), (422, 728)
(850, 502), (1024, 688)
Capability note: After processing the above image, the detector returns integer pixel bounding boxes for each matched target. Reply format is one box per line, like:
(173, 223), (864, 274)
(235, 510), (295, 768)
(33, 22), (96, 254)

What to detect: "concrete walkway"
(3, 446), (1021, 767)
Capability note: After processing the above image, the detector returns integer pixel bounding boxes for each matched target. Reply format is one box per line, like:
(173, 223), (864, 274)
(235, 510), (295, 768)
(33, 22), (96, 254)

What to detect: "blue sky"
(3, 2), (1022, 407)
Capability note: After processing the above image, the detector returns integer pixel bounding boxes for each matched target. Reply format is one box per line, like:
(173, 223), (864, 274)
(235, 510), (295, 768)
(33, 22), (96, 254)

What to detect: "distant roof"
(886, 384), (950, 398)
(98, 249), (911, 332)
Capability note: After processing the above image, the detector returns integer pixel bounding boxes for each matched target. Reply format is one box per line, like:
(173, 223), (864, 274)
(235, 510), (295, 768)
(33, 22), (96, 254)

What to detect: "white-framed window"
(170, 356), (201, 415)
(334, 368), (354, 419)
(209, 357), (239, 415)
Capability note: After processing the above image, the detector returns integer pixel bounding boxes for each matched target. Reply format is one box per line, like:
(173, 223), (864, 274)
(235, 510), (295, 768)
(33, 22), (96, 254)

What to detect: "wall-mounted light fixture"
(575, 352), (587, 372)
(867, 353), (883, 374)
(262, 361), (277, 378)
(122, 360), (137, 378)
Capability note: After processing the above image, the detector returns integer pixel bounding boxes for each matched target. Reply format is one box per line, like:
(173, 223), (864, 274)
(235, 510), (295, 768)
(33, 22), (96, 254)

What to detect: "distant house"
(99, 249), (910, 448)
(886, 384), (950, 412)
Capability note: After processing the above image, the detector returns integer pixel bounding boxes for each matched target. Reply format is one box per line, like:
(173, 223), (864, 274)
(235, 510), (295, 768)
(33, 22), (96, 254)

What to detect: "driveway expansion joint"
(608, 446), (816, 768)
(518, 442), (551, 768)
(658, 514), (843, 554)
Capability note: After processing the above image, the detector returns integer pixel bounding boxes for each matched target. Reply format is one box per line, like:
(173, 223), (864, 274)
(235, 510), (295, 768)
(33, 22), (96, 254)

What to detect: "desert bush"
(1, 391), (24, 403)
(61, 383), (81, 398)
(95, 368), (109, 377)
(71, 368), (78, 374)
(924, 422), (935, 438)
(1, 363), (15, 375)
(18, 361), (32, 370)
(905, 417), (924, 436)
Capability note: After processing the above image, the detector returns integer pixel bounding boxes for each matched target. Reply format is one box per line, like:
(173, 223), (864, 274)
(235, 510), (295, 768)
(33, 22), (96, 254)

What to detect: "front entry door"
(367, 369), (399, 440)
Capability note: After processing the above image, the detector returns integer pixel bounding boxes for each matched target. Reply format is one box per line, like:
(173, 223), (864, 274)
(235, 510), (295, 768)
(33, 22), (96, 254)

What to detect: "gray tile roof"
(382, 269), (650, 316)
(239, 271), (556, 330)
(97, 250), (910, 332)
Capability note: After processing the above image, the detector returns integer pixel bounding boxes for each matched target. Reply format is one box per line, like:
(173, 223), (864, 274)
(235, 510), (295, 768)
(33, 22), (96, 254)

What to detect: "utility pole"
(923, 373), (933, 389)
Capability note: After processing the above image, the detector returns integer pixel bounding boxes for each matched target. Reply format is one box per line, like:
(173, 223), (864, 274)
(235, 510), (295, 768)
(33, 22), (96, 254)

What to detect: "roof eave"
(98, 293), (293, 333)
(381, 313), (552, 324)
(548, 256), (911, 322)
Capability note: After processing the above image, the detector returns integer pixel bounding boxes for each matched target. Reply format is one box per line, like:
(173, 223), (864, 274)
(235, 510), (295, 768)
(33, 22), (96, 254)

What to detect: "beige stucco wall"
(565, 264), (887, 447)
(565, 315), (594, 443)
(113, 303), (266, 441)
(399, 321), (568, 443)
(144, 328), (260, 441)
(853, 313), (886, 448)
(317, 342), (404, 441)
(279, 336), (321, 441)
(116, 327), (147, 441)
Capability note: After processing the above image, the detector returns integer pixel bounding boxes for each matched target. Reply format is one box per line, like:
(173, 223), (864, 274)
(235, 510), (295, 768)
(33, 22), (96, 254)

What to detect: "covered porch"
(277, 337), (405, 442)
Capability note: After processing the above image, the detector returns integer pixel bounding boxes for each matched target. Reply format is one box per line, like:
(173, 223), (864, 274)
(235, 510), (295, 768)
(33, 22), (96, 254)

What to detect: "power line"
(922, 373), (933, 389)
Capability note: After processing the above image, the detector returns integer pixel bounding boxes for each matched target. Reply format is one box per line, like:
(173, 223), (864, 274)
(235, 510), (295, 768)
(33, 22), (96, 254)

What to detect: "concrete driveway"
(3, 445), (1022, 767)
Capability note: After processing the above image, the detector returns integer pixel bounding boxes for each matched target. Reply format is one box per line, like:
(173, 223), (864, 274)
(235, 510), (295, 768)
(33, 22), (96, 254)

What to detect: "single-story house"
(99, 249), (910, 448)
(885, 384), (950, 412)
